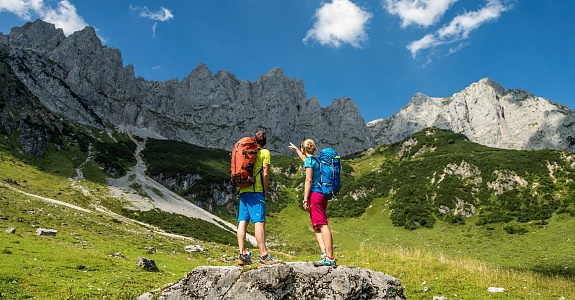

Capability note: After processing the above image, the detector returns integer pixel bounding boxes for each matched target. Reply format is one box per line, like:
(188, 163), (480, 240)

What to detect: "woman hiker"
(289, 139), (336, 267)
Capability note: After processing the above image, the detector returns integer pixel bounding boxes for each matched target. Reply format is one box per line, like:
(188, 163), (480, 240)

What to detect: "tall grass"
(266, 196), (575, 300)
(346, 244), (574, 299)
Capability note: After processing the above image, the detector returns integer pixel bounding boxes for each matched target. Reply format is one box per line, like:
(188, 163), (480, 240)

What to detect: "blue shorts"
(238, 192), (266, 223)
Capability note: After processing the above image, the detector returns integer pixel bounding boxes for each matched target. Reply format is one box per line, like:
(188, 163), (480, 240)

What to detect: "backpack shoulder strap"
(253, 147), (265, 192)
(310, 155), (323, 188)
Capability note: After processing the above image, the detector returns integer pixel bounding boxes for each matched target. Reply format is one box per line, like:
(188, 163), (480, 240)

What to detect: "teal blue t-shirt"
(304, 156), (322, 194)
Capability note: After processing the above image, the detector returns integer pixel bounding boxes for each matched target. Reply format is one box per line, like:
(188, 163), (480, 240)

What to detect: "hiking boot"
(258, 254), (280, 266)
(236, 251), (252, 266)
(313, 257), (336, 267)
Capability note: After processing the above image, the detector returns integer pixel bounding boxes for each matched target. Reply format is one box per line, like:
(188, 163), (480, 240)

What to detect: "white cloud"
(407, 0), (512, 58)
(0, 0), (43, 18)
(438, 0), (510, 39)
(131, 5), (174, 22)
(406, 33), (439, 56)
(152, 22), (157, 39)
(0, 0), (87, 35)
(130, 5), (173, 39)
(42, 0), (87, 35)
(303, 0), (372, 48)
(384, 0), (458, 27)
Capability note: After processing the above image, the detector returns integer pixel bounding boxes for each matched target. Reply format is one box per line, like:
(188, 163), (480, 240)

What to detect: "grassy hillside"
(0, 183), (235, 299)
(266, 199), (575, 299)
(347, 128), (575, 229)
(0, 138), (240, 299)
(1, 126), (575, 299)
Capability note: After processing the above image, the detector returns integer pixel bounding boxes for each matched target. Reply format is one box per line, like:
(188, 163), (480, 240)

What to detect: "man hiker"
(235, 131), (279, 266)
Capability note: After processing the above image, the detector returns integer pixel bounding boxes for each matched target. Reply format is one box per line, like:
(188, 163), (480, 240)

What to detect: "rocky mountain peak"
(478, 77), (504, 94)
(455, 77), (505, 101)
(1, 20), (374, 156)
(264, 67), (284, 77)
(7, 19), (65, 53)
(368, 78), (575, 152)
(189, 62), (211, 77)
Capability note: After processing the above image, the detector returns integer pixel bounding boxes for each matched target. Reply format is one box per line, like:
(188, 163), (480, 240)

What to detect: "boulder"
(137, 262), (405, 300)
(136, 256), (159, 272)
(184, 245), (204, 253)
(36, 228), (57, 236)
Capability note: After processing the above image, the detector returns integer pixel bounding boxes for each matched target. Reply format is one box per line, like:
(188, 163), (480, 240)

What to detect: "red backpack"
(230, 137), (259, 187)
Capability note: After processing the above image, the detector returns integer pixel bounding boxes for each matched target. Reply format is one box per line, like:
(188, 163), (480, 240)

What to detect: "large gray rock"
(1, 20), (374, 156)
(136, 256), (159, 272)
(137, 262), (405, 300)
(36, 228), (57, 236)
(368, 78), (575, 152)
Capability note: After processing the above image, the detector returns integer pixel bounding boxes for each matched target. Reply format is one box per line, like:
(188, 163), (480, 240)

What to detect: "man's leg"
(237, 220), (248, 254)
(254, 221), (267, 257)
(236, 220), (253, 265)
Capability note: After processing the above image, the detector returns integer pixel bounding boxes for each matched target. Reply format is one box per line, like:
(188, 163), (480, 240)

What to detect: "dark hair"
(254, 131), (266, 147)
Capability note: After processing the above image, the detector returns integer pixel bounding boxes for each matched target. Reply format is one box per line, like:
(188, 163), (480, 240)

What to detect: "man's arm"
(262, 163), (270, 195)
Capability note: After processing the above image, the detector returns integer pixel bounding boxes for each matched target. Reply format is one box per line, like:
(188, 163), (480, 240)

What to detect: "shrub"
(503, 225), (528, 235)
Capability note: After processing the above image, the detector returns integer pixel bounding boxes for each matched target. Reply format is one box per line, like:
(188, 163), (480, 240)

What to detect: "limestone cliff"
(1, 20), (374, 156)
(368, 78), (575, 152)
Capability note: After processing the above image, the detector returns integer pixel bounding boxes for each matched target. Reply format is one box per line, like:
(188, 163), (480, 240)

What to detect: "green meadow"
(1, 128), (574, 299)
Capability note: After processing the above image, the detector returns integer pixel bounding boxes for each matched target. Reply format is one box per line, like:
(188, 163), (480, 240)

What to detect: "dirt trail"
(1, 181), (196, 241)
(4, 129), (255, 246)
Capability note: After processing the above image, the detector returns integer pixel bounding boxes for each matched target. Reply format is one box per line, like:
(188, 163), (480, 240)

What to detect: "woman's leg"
(314, 229), (326, 254)
(318, 224), (333, 258)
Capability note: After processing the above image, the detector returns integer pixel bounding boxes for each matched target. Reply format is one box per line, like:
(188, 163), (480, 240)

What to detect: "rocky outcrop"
(137, 263), (405, 300)
(1, 20), (374, 156)
(368, 78), (575, 152)
(0, 45), (68, 157)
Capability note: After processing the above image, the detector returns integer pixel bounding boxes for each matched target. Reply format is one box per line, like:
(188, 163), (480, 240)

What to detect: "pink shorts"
(309, 192), (328, 231)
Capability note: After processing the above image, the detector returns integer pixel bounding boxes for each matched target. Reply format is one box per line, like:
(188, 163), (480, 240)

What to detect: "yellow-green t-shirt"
(239, 148), (270, 194)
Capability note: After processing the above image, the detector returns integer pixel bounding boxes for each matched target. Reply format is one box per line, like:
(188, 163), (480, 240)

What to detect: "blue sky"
(1, 0), (574, 122)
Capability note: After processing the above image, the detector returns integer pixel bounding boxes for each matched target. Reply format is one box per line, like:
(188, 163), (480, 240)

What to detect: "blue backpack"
(312, 148), (341, 200)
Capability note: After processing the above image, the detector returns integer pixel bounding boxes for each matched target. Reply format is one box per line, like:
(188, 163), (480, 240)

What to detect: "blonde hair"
(301, 139), (316, 156)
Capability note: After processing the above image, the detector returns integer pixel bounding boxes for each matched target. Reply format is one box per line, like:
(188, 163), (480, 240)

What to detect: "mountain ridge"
(1, 19), (373, 156)
(368, 78), (575, 152)
(2, 19), (575, 157)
